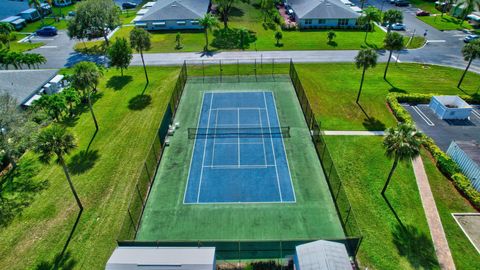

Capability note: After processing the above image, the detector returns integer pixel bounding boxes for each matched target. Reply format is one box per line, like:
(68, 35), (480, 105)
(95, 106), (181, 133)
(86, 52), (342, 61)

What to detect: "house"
(106, 246), (216, 270)
(19, 8), (41, 22)
(285, 0), (361, 29)
(0, 69), (66, 107)
(134, 0), (211, 31)
(0, 16), (26, 30)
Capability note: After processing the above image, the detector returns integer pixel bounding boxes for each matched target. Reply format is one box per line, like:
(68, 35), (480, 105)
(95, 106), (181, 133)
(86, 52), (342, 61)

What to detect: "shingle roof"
(140, 0), (210, 21)
(0, 69), (58, 105)
(455, 141), (480, 165)
(288, 0), (360, 19)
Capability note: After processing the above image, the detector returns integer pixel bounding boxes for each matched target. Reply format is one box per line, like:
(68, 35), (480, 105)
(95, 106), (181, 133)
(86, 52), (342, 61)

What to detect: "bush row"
(386, 93), (480, 210)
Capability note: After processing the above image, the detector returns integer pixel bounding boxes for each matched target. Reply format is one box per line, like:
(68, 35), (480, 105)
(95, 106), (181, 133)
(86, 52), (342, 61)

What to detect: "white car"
(391, 23), (406, 30)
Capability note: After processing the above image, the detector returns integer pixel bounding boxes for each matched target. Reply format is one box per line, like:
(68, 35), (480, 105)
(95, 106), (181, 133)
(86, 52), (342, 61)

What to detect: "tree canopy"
(108, 37), (132, 76)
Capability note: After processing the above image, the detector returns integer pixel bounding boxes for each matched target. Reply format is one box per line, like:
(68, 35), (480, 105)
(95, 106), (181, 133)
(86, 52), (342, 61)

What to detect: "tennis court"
(185, 91), (295, 204)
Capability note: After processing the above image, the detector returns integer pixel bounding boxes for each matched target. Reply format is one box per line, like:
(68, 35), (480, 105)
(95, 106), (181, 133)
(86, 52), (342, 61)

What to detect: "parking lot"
(402, 103), (480, 151)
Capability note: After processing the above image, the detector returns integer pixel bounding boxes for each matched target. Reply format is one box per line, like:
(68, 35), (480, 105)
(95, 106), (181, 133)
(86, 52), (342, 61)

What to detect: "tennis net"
(187, 127), (290, 139)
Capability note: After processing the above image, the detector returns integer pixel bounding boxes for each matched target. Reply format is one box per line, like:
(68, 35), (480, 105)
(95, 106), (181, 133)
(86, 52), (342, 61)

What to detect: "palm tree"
(0, 22), (14, 49)
(456, 0), (480, 26)
(360, 7), (382, 42)
(199, 14), (219, 51)
(354, 48), (378, 103)
(458, 40), (480, 88)
(71, 62), (103, 131)
(382, 123), (423, 195)
(29, 0), (49, 27)
(383, 9), (403, 32)
(383, 32), (404, 80)
(130, 27), (151, 84)
(34, 125), (83, 210)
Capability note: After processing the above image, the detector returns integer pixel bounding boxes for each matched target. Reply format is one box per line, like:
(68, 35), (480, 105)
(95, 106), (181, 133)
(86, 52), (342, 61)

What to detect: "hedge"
(387, 93), (480, 210)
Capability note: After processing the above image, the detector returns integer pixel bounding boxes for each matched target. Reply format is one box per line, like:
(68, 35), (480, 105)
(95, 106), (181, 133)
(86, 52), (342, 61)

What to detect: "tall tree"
(327, 31), (336, 43)
(382, 9), (403, 32)
(260, 0), (275, 22)
(71, 61), (103, 131)
(354, 48), (377, 103)
(0, 23), (14, 49)
(67, 0), (120, 46)
(130, 28), (152, 84)
(360, 7), (382, 42)
(199, 14), (219, 51)
(383, 32), (404, 80)
(458, 40), (480, 88)
(274, 30), (283, 46)
(382, 123), (423, 195)
(214, 0), (237, 28)
(108, 37), (132, 76)
(456, 0), (480, 26)
(34, 125), (82, 210)
(29, 0), (47, 26)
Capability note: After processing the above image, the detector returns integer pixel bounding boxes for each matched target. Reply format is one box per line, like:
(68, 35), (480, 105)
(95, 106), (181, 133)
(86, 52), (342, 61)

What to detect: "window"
(191, 20), (199, 25)
(338, 19), (349, 26)
(318, 19), (326, 24)
(304, 19), (312, 25)
(177, 21), (186, 25)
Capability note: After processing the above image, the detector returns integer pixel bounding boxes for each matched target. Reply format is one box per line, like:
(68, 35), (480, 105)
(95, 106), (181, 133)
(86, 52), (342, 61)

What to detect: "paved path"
(412, 156), (456, 270)
(322, 130), (385, 136)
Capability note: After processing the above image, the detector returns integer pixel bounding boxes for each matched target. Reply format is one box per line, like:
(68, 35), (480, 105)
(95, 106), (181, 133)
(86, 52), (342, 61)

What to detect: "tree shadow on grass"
(0, 157), (49, 228)
(230, 6), (245, 17)
(67, 150), (100, 175)
(385, 78), (407, 94)
(106, 75), (133, 91)
(357, 102), (386, 130)
(128, 94), (152, 111)
(392, 223), (440, 269)
(327, 41), (338, 47)
(34, 251), (77, 270)
(361, 41), (380, 50)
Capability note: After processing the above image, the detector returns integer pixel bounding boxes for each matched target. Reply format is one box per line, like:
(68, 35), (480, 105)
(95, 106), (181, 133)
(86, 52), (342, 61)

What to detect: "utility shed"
(106, 246), (216, 270)
(429, 96), (472, 120)
(294, 240), (352, 270)
(447, 141), (480, 191)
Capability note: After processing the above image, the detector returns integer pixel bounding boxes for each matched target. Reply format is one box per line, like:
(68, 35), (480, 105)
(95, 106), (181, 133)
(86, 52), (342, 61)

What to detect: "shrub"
(387, 92), (480, 210)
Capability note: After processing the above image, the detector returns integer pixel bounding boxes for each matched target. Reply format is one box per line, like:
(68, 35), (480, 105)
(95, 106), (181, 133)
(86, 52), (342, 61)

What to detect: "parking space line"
(412, 105), (435, 126)
(472, 109), (480, 120)
(39, 46), (58, 49)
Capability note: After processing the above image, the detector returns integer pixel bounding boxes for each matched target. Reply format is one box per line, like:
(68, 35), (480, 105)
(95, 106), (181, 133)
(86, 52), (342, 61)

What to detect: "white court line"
(183, 93), (206, 204)
(210, 109), (219, 166)
(196, 93), (214, 203)
(214, 142), (264, 145)
(212, 107), (266, 111)
(203, 165), (275, 169)
(237, 108), (240, 168)
(258, 108), (268, 167)
(263, 92), (283, 202)
(412, 105), (435, 126)
(270, 91), (297, 203)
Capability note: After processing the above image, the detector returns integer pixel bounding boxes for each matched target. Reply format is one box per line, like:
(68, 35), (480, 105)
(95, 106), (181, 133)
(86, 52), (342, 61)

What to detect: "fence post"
(254, 59), (257, 82)
(202, 60), (205, 83)
(128, 209), (137, 234)
(144, 162), (151, 182)
(237, 59), (240, 82)
(220, 60), (222, 83)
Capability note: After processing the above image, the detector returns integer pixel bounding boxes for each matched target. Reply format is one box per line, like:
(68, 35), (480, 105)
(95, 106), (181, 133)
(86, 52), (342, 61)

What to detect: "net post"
(237, 59), (240, 82)
(254, 59), (257, 82)
(219, 60), (223, 83)
(272, 58), (275, 80)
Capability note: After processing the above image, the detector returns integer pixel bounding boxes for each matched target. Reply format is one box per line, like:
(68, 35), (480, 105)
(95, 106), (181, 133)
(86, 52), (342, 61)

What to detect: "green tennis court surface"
(137, 75), (344, 241)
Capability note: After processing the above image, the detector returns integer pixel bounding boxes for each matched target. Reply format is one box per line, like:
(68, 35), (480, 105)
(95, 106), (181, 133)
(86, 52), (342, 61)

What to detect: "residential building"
(0, 16), (26, 30)
(19, 8), (41, 22)
(447, 141), (480, 192)
(285, 0), (361, 29)
(134, 0), (211, 31)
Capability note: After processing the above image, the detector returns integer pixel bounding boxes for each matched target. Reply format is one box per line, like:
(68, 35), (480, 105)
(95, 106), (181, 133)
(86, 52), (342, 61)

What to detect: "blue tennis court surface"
(184, 91), (295, 204)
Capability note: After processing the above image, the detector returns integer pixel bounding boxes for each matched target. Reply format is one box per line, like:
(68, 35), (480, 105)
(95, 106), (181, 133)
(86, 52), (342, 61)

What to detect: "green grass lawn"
(7, 40), (44, 52)
(421, 151), (480, 269)
(295, 63), (480, 131)
(20, 5), (77, 33)
(0, 66), (179, 269)
(418, 15), (473, 31)
(325, 136), (438, 270)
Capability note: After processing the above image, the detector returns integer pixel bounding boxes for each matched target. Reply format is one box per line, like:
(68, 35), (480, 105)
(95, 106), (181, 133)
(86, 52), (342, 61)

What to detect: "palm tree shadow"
(86, 129), (98, 153)
(67, 150), (100, 175)
(34, 251), (77, 270)
(128, 94), (152, 111)
(385, 78), (407, 93)
(357, 102), (386, 130)
(382, 193), (405, 229)
(141, 81), (149, 95)
(392, 223), (439, 269)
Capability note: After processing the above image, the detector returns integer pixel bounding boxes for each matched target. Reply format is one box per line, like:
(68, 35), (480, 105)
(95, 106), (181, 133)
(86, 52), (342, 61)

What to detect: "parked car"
(416, 9), (430, 16)
(391, 23), (406, 30)
(395, 0), (410, 6)
(68, 11), (75, 17)
(464, 35), (479, 43)
(36, 26), (57, 36)
(122, 2), (137, 9)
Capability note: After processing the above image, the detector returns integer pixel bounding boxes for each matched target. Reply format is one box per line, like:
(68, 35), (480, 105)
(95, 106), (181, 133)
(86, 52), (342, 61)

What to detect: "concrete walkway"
(322, 130), (385, 136)
(412, 156), (456, 270)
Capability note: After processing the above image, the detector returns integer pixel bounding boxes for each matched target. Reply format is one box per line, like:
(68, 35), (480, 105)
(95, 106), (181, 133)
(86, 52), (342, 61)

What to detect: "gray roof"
(295, 240), (352, 270)
(0, 0), (30, 21)
(106, 246), (216, 270)
(140, 0), (210, 21)
(287, 0), (360, 19)
(0, 69), (58, 105)
(455, 141), (480, 164)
